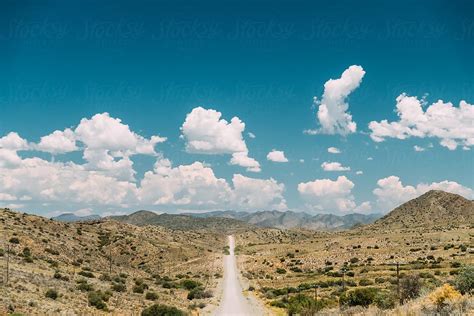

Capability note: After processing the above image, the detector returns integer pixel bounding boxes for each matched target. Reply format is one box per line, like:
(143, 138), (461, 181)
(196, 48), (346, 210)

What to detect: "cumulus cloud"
(373, 175), (474, 212)
(181, 107), (247, 154)
(354, 201), (372, 213)
(139, 160), (232, 206)
(248, 132), (256, 139)
(327, 147), (341, 154)
(266, 150), (288, 162)
(230, 152), (261, 172)
(181, 107), (260, 171)
(0, 113), (286, 213)
(0, 132), (30, 167)
(0, 157), (138, 207)
(321, 161), (350, 171)
(36, 129), (77, 154)
(231, 174), (287, 210)
(356, 170), (363, 175)
(139, 159), (285, 210)
(313, 65), (365, 135)
(369, 94), (474, 150)
(73, 113), (166, 180)
(298, 176), (357, 212)
(413, 145), (425, 152)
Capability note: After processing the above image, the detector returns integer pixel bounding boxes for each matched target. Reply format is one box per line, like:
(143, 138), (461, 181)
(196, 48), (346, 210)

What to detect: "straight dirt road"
(213, 235), (267, 316)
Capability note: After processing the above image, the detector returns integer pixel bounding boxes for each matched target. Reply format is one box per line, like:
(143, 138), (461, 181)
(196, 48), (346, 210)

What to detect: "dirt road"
(213, 235), (268, 316)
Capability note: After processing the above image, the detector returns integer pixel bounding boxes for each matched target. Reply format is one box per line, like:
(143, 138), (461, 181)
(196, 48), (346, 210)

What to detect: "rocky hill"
(0, 208), (225, 315)
(185, 210), (380, 231)
(108, 210), (255, 233)
(51, 213), (101, 222)
(370, 190), (474, 230)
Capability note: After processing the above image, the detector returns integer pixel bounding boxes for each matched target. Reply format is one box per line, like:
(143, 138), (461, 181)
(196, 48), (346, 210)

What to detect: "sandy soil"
(211, 235), (270, 316)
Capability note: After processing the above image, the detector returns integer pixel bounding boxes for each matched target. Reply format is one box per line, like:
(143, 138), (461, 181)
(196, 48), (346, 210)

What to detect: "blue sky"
(0, 0), (473, 217)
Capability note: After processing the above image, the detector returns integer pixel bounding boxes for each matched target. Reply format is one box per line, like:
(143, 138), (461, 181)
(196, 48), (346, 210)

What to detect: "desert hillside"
(108, 210), (255, 233)
(369, 190), (474, 230)
(0, 208), (226, 315)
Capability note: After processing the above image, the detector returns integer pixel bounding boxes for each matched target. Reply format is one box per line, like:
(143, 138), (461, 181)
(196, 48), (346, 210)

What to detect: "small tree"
(455, 265), (473, 294)
(400, 275), (422, 303)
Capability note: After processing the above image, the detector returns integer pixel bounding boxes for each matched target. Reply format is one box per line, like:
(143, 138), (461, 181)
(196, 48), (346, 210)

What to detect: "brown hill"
(108, 210), (255, 233)
(370, 190), (474, 230)
(0, 208), (225, 315)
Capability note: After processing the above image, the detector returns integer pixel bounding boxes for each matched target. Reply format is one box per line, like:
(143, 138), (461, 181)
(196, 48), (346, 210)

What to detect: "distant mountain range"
(369, 190), (474, 230)
(51, 190), (473, 231)
(51, 213), (101, 222)
(107, 211), (254, 233)
(183, 210), (381, 231)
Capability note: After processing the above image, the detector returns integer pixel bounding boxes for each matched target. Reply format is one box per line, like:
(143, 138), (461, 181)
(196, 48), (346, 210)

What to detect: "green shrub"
(111, 282), (127, 292)
(133, 283), (149, 294)
(374, 291), (396, 309)
(45, 248), (59, 255)
(451, 261), (462, 268)
(375, 277), (386, 284)
(455, 265), (473, 294)
(187, 287), (213, 300)
(45, 289), (58, 300)
(145, 291), (159, 300)
(78, 270), (95, 278)
(339, 287), (378, 307)
(88, 291), (111, 310)
(180, 279), (201, 290)
(76, 279), (94, 292)
(287, 294), (327, 315)
(141, 304), (185, 316)
(358, 278), (374, 286)
(276, 268), (287, 274)
(22, 247), (31, 257)
(9, 237), (20, 244)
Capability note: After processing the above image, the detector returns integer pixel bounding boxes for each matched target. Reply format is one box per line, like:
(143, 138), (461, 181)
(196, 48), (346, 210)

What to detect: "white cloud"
(73, 113), (166, 180)
(0, 132), (29, 168)
(248, 132), (256, 139)
(298, 176), (356, 212)
(0, 113), (287, 213)
(0, 132), (29, 150)
(299, 159), (305, 163)
(327, 147), (341, 154)
(266, 149), (288, 163)
(367, 157), (373, 161)
(181, 107), (247, 154)
(321, 161), (350, 171)
(369, 94), (474, 150)
(356, 170), (363, 175)
(0, 157), (138, 207)
(36, 129), (77, 154)
(139, 161), (232, 206)
(354, 201), (372, 213)
(314, 65), (365, 135)
(139, 160), (284, 210)
(231, 174), (287, 210)
(230, 152), (261, 172)
(0, 193), (17, 201)
(181, 107), (260, 171)
(373, 175), (474, 212)
(413, 145), (425, 152)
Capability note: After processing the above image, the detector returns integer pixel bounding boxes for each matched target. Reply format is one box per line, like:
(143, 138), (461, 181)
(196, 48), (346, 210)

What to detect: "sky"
(0, 0), (473, 217)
